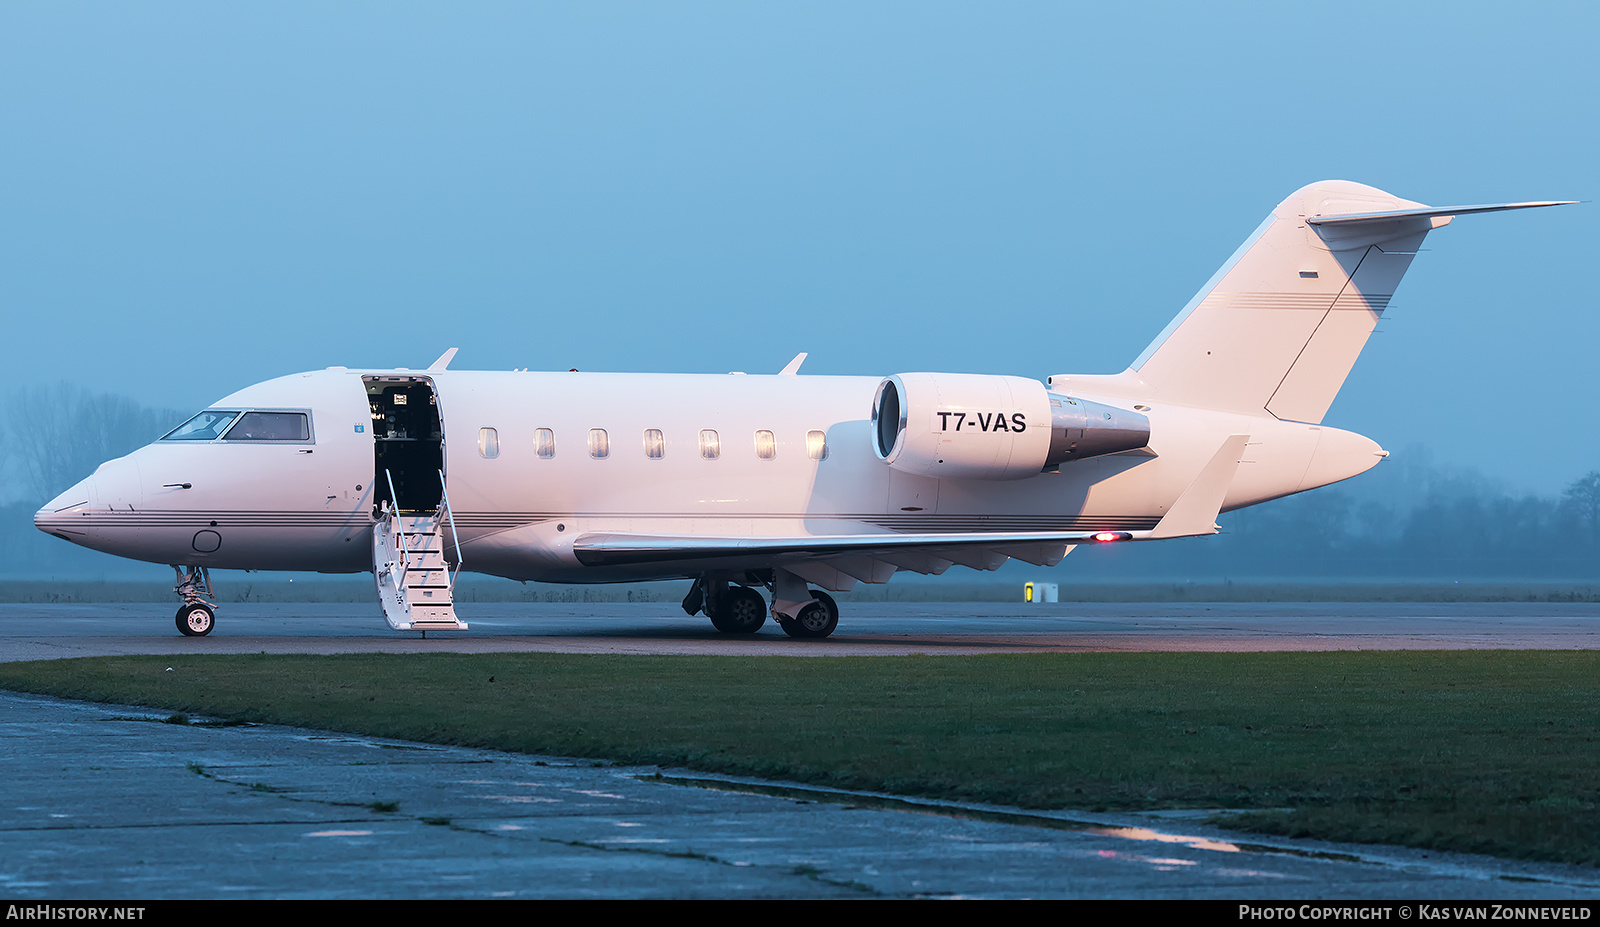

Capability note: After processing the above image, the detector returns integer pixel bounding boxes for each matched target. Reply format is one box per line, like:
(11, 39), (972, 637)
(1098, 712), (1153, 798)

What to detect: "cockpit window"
(162, 411), (241, 441)
(223, 411), (311, 442)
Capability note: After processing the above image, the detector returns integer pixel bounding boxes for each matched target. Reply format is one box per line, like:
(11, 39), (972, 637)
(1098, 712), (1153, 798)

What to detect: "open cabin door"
(364, 375), (466, 632)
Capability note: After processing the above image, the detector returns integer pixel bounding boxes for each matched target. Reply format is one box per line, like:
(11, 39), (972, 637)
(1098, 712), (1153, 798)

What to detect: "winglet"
(428, 348), (459, 371)
(1147, 434), (1249, 539)
(778, 352), (807, 376)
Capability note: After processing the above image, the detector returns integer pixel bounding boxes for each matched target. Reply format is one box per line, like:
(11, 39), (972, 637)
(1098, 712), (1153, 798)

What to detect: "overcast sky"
(2, 3), (1594, 494)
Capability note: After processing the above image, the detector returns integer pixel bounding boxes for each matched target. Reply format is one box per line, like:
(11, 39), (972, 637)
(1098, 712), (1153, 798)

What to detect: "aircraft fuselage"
(36, 366), (1380, 583)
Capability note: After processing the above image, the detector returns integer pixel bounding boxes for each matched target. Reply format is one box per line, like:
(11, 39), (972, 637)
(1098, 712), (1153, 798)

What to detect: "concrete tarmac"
(4, 600), (1599, 661)
(3, 601), (1598, 899)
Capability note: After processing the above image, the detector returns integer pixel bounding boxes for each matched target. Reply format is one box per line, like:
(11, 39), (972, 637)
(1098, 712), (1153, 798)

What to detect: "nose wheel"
(176, 603), (215, 636)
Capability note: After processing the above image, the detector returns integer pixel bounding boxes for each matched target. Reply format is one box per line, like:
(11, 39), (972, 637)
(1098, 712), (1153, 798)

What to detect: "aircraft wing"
(572, 528), (1118, 585)
(574, 435), (1249, 584)
(574, 528), (1132, 567)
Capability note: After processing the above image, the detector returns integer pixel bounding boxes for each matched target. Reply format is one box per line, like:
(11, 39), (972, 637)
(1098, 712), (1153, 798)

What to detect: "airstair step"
(374, 486), (465, 631)
(410, 613), (462, 628)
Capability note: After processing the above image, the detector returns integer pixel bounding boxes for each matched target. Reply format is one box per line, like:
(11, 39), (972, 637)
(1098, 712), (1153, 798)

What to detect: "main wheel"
(709, 586), (767, 634)
(782, 600), (838, 639)
(176, 603), (215, 637)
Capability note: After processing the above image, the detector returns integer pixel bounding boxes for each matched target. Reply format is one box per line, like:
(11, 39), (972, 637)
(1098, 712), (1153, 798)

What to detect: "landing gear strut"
(172, 565), (217, 637)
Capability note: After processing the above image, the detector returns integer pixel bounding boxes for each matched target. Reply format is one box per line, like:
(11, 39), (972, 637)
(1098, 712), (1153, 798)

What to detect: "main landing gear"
(172, 565), (217, 637)
(682, 573), (841, 639)
(778, 589), (838, 640)
(709, 585), (768, 634)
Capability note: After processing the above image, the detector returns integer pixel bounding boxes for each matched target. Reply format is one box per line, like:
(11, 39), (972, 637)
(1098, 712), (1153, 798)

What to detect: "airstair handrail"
(383, 469), (408, 585)
(438, 468), (462, 586)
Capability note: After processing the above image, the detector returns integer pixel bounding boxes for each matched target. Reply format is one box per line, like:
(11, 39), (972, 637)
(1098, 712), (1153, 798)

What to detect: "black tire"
(784, 601), (838, 639)
(176, 604), (214, 637)
(710, 586), (767, 634)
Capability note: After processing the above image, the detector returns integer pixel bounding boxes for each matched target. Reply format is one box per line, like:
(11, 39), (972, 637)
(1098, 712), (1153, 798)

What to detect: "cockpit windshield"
(223, 411), (311, 442)
(160, 409), (313, 443)
(162, 411), (241, 441)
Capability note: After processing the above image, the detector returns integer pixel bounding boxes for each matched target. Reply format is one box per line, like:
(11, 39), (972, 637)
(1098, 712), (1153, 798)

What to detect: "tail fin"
(1128, 181), (1571, 423)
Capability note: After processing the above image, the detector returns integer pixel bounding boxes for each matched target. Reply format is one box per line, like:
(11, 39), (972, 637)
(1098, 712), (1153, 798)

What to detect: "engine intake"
(871, 373), (1150, 480)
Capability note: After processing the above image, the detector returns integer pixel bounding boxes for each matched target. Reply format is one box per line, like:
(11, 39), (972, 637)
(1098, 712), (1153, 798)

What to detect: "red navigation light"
(1093, 532), (1121, 542)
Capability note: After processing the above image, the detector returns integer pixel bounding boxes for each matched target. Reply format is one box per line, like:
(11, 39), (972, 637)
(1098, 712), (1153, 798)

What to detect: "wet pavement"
(3, 690), (1598, 900)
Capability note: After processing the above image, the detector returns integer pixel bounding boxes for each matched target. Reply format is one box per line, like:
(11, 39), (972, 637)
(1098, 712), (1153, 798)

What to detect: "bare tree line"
(1, 384), (187, 505)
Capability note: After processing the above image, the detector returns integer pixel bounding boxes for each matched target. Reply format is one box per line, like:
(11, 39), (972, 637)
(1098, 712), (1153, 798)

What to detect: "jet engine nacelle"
(872, 373), (1151, 480)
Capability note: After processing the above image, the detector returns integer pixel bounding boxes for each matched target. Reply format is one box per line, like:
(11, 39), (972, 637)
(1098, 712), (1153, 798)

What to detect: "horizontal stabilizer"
(1306, 200), (1575, 226)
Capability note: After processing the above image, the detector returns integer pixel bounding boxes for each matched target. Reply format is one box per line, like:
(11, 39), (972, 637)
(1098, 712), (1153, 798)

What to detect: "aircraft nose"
(33, 454), (144, 538)
(34, 474), (97, 539)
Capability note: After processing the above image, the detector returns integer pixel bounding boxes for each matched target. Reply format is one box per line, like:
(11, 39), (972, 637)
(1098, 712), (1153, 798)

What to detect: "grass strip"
(0, 650), (1595, 865)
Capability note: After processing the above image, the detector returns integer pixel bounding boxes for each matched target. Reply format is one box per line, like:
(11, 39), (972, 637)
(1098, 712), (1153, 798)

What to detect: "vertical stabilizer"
(1131, 181), (1425, 422)
(1127, 182), (1570, 423)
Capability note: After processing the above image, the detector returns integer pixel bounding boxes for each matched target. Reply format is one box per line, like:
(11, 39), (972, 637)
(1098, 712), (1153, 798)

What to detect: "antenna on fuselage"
(428, 348), (459, 371)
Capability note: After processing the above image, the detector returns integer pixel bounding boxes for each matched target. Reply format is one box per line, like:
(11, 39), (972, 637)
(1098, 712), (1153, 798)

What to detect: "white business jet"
(35, 181), (1572, 638)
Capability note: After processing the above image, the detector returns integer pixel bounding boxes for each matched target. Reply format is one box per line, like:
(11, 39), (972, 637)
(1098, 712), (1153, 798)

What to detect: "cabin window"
(699, 429), (720, 459)
(644, 429), (665, 459)
(163, 410), (241, 441)
(478, 427), (500, 459)
(588, 428), (610, 459)
(535, 427), (556, 459)
(807, 429), (828, 460)
(221, 411), (311, 442)
(754, 430), (776, 460)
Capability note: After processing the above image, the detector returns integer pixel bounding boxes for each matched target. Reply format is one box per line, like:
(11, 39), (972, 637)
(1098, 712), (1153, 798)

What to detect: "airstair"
(374, 470), (467, 632)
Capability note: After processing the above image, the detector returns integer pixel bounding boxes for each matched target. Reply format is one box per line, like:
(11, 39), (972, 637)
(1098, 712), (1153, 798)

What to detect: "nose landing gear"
(172, 565), (217, 637)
